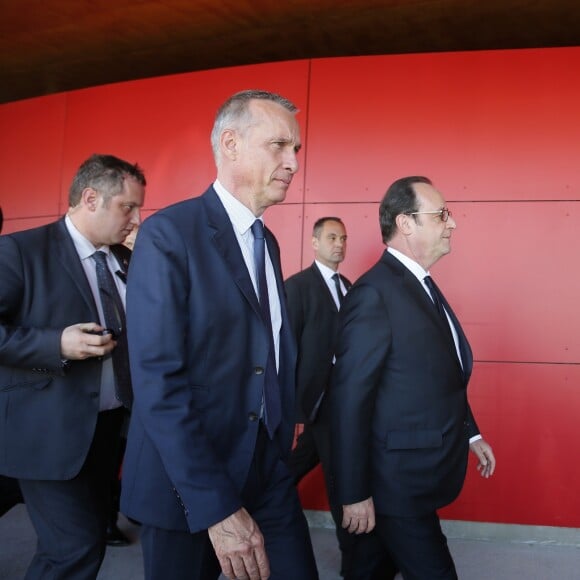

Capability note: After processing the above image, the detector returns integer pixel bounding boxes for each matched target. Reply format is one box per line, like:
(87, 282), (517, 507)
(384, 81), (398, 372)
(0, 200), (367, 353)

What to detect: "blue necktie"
(92, 251), (133, 409)
(251, 220), (281, 438)
(332, 273), (344, 307)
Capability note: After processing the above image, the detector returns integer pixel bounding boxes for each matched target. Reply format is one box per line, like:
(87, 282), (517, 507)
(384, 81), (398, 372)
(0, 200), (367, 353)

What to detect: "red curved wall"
(2, 48), (579, 528)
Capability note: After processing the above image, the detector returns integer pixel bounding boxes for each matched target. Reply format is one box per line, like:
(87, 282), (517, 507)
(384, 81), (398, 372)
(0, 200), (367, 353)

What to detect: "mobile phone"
(87, 328), (117, 339)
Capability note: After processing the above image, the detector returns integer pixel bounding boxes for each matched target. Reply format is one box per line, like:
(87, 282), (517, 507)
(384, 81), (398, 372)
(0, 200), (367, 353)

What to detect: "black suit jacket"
(330, 250), (479, 517)
(0, 218), (130, 480)
(285, 263), (351, 423)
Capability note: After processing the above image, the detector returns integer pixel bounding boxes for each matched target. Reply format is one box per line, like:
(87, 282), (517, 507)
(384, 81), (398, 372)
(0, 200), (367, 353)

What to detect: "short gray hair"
(210, 90), (297, 163)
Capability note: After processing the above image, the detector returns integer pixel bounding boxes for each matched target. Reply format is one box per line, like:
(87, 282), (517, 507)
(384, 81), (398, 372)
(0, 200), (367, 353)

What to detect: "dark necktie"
(424, 274), (456, 344)
(92, 250), (133, 409)
(332, 273), (344, 307)
(423, 275), (447, 322)
(424, 275), (471, 374)
(251, 220), (281, 438)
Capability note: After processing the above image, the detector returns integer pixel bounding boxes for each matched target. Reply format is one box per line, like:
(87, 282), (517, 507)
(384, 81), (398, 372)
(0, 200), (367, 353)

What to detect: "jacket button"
(254, 367), (264, 375)
(248, 412), (258, 422)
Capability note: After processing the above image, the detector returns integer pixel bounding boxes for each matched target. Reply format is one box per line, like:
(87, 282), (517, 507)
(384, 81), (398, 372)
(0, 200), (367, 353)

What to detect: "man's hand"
(470, 438), (496, 478)
(342, 496), (376, 534)
(208, 508), (269, 580)
(60, 323), (116, 360)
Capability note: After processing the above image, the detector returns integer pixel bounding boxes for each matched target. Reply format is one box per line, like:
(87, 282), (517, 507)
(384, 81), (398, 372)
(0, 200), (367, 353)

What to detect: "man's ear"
(81, 187), (99, 212)
(395, 213), (413, 236)
(311, 235), (319, 251)
(221, 129), (238, 161)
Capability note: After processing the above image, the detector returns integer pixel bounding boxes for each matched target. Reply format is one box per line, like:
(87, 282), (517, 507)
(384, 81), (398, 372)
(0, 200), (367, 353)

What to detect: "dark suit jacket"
(330, 249), (480, 517)
(120, 186), (297, 534)
(0, 218), (130, 480)
(285, 263), (351, 422)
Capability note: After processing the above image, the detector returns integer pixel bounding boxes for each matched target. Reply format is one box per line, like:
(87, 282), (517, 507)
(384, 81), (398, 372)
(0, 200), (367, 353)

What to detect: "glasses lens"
(441, 209), (450, 222)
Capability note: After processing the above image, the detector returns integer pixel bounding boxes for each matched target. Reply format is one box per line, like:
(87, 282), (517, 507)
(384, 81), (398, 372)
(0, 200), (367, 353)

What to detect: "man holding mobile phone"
(0, 154), (145, 579)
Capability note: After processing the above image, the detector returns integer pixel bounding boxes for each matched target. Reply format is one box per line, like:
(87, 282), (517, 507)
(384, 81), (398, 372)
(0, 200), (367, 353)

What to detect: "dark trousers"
(140, 422), (319, 580)
(374, 512), (458, 580)
(109, 409), (130, 526)
(288, 402), (397, 580)
(19, 407), (125, 580)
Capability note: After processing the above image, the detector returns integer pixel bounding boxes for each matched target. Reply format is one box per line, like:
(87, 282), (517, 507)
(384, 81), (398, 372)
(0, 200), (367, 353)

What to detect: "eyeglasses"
(407, 208), (452, 222)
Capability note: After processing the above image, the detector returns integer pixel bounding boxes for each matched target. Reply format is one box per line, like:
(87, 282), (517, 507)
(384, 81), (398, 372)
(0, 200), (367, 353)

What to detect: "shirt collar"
(387, 246), (429, 283)
(213, 179), (261, 236)
(64, 215), (110, 261)
(314, 260), (340, 282)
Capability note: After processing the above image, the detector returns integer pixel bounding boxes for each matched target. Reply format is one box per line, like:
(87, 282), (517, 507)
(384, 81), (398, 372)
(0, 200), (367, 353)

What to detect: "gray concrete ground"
(1, 505), (580, 579)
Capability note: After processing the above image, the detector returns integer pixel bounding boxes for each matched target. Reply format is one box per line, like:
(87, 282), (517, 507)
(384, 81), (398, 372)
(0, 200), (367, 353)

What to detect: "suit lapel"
(436, 291), (473, 382)
(382, 251), (468, 378)
(264, 226), (297, 366)
(310, 263), (339, 312)
(202, 187), (262, 320)
(53, 219), (99, 318)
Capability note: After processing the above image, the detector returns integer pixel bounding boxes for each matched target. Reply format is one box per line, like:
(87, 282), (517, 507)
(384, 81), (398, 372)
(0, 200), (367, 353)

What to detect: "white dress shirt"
(314, 260), (345, 310)
(65, 215), (124, 411)
(213, 180), (282, 369)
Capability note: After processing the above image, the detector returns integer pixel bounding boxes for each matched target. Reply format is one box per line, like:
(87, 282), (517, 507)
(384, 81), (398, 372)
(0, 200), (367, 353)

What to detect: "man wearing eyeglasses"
(330, 176), (496, 579)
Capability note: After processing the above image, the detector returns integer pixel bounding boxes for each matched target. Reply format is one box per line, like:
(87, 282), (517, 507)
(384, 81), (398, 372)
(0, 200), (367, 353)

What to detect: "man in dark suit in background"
(331, 176), (496, 579)
(286, 218), (396, 580)
(287, 217), (351, 479)
(120, 90), (318, 580)
(0, 154), (145, 579)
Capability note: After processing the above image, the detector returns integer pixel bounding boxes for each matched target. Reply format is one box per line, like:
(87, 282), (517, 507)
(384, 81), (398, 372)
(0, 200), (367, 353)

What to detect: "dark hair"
(312, 216), (344, 237)
(211, 90), (298, 161)
(379, 176), (432, 243)
(68, 154), (146, 207)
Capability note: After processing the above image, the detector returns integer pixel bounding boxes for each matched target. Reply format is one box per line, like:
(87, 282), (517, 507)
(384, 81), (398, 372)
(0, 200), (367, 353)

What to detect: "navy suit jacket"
(330, 249), (480, 517)
(0, 218), (130, 480)
(120, 186), (297, 533)
(285, 263), (351, 422)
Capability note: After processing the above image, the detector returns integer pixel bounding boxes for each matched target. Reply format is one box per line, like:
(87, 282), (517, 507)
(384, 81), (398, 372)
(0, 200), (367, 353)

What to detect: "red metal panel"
(0, 216), (58, 235)
(306, 48), (580, 203)
(433, 200), (579, 364)
(298, 464), (329, 511)
(61, 61), (310, 213)
(0, 95), (66, 219)
(264, 203), (304, 279)
(441, 362), (580, 527)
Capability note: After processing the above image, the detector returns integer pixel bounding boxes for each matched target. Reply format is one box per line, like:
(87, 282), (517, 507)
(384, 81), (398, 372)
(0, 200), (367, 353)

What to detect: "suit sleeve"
(284, 276), (304, 344)
(330, 281), (391, 506)
(466, 404), (480, 438)
(0, 235), (63, 371)
(126, 215), (241, 530)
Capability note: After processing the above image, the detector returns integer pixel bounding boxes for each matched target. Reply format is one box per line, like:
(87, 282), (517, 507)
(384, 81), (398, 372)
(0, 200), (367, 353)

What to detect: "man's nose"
(284, 150), (299, 174)
(131, 209), (141, 227)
